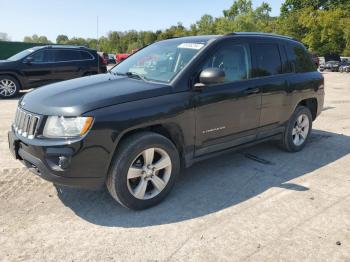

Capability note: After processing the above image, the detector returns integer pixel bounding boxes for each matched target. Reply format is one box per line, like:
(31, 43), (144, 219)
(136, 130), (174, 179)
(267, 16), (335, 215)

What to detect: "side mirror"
(195, 68), (225, 88)
(23, 57), (33, 64)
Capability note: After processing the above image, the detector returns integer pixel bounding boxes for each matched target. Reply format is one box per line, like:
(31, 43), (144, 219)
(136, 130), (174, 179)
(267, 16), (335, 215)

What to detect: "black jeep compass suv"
(0, 45), (107, 98)
(8, 33), (324, 210)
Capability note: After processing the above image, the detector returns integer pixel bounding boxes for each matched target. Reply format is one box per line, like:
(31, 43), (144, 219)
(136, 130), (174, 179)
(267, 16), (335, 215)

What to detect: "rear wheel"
(280, 106), (312, 152)
(0, 75), (20, 98)
(106, 132), (180, 210)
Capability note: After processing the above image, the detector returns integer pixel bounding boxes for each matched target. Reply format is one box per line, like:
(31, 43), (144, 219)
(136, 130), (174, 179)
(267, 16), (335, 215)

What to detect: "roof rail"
(46, 45), (88, 49)
(225, 32), (298, 41)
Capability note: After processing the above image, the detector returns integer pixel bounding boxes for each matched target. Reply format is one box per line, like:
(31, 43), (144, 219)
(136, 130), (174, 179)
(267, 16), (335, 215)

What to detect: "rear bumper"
(8, 131), (105, 190)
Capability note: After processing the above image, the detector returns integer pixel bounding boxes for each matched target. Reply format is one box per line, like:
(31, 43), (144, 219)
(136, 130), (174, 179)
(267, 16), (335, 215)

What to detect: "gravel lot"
(0, 73), (349, 262)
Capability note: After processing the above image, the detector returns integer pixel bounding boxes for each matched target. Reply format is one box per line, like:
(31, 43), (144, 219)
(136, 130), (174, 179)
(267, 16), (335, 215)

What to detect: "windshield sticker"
(27, 49), (35, 53)
(178, 43), (205, 50)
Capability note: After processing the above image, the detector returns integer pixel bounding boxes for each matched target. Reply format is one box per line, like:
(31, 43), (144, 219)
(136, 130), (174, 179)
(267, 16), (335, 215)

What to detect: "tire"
(280, 106), (313, 152)
(0, 75), (20, 99)
(106, 132), (180, 210)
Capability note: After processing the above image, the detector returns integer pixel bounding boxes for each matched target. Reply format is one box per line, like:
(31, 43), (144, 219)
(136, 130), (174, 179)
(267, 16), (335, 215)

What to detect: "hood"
(21, 73), (172, 116)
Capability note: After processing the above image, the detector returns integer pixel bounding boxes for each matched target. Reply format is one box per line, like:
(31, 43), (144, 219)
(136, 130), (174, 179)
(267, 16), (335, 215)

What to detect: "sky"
(0, 0), (285, 42)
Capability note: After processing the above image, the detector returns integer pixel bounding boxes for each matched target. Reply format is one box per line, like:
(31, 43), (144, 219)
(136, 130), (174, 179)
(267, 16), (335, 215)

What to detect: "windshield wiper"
(115, 72), (148, 82)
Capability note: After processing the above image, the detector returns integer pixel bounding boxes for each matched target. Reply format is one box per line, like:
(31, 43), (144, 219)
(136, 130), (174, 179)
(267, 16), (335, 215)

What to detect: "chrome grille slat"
(12, 107), (42, 139)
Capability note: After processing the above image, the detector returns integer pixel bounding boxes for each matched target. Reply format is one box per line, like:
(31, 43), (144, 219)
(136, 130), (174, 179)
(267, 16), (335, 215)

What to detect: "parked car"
(108, 54), (116, 64)
(116, 53), (130, 63)
(319, 60), (340, 72)
(0, 46), (107, 98)
(339, 60), (350, 73)
(8, 33), (324, 210)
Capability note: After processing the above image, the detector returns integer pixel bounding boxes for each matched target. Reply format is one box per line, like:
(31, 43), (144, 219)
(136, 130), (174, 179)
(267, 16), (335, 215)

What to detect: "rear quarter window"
(80, 51), (94, 60)
(287, 44), (316, 73)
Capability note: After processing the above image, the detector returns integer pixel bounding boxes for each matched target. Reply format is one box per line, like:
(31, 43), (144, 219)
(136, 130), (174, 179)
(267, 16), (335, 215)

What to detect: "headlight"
(43, 116), (94, 138)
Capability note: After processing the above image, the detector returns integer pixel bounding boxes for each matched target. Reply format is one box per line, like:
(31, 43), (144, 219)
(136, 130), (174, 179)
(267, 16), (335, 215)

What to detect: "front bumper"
(8, 130), (105, 190)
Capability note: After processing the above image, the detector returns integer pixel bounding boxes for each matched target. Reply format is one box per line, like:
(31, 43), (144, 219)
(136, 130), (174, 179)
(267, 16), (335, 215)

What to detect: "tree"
(56, 35), (69, 44)
(23, 34), (51, 44)
(20, 0), (347, 56)
(196, 15), (215, 35)
(281, 0), (350, 15)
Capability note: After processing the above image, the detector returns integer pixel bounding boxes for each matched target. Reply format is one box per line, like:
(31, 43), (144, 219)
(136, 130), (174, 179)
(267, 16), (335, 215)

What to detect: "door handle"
(244, 88), (260, 95)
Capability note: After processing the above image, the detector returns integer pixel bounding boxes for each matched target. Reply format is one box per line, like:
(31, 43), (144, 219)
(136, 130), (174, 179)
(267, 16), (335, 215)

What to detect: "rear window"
(287, 44), (316, 73)
(252, 44), (283, 77)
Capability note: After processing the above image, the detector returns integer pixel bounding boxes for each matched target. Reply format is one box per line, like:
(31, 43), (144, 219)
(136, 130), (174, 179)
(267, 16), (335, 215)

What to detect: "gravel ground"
(0, 73), (349, 262)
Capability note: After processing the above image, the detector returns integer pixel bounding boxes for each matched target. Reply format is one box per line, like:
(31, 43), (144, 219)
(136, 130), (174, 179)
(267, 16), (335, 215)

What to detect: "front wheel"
(280, 106), (312, 152)
(106, 132), (180, 210)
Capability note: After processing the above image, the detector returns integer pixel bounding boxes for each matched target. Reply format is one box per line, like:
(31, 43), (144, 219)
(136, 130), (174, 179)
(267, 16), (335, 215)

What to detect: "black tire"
(280, 106), (313, 152)
(0, 75), (20, 99)
(106, 132), (180, 210)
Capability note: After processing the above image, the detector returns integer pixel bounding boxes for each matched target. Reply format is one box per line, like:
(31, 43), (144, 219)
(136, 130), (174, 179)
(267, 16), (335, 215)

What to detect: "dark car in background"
(8, 33), (324, 209)
(339, 60), (350, 73)
(319, 60), (340, 72)
(0, 45), (107, 98)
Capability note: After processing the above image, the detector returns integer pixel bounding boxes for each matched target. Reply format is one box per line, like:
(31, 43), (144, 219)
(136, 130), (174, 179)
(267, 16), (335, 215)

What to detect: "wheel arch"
(110, 123), (187, 169)
(297, 98), (318, 120)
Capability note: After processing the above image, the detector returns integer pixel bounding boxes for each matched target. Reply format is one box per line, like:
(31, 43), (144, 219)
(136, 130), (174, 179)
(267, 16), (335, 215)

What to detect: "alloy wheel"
(127, 147), (172, 200)
(0, 79), (17, 97)
(292, 114), (310, 146)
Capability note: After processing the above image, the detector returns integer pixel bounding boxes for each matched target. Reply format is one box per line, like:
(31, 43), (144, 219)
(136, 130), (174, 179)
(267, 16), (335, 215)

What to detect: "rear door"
(51, 49), (83, 81)
(250, 42), (291, 135)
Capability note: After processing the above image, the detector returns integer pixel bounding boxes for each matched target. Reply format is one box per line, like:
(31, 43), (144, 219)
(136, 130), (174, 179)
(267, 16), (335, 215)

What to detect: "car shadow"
(56, 129), (350, 228)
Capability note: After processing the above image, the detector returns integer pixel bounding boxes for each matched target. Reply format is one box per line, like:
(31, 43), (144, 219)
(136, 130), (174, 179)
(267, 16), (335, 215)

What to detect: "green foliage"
(23, 34), (51, 44)
(277, 1), (350, 56)
(21, 0), (350, 56)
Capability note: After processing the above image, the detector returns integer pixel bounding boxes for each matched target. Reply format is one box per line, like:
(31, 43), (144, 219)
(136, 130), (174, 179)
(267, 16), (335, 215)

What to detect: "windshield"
(7, 48), (39, 61)
(111, 40), (207, 83)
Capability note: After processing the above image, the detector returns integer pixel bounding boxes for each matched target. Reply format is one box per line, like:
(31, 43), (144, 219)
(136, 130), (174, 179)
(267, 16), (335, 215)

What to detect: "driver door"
(22, 49), (55, 87)
(194, 41), (262, 156)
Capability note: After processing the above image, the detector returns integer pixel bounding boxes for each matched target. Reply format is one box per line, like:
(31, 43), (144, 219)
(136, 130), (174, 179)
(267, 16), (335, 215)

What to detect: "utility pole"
(97, 16), (100, 73)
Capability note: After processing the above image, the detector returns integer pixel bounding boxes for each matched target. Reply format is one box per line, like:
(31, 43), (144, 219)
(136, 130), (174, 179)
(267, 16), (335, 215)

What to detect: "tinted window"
(201, 44), (251, 82)
(31, 50), (55, 63)
(287, 44), (316, 73)
(80, 51), (93, 60)
(31, 51), (45, 62)
(252, 44), (282, 77)
(54, 50), (81, 62)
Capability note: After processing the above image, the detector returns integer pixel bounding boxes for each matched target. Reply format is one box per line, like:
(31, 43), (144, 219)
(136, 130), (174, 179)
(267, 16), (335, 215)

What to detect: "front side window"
(201, 44), (251, 83)
(111, 40), (207, 83)
(30, 50), (54, 63)
(252, 44), (282, 77)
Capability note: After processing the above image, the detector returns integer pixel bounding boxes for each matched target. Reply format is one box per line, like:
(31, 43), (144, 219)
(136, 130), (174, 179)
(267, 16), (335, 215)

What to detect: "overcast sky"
(0, 0), (285, 42)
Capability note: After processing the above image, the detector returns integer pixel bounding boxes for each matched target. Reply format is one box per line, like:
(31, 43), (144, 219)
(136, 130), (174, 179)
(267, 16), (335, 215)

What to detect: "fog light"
(58, 156), (70, 169)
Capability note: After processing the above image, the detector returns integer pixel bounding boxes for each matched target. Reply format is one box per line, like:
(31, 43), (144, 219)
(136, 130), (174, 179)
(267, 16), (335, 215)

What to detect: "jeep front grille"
(13, 107), (42, 139)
